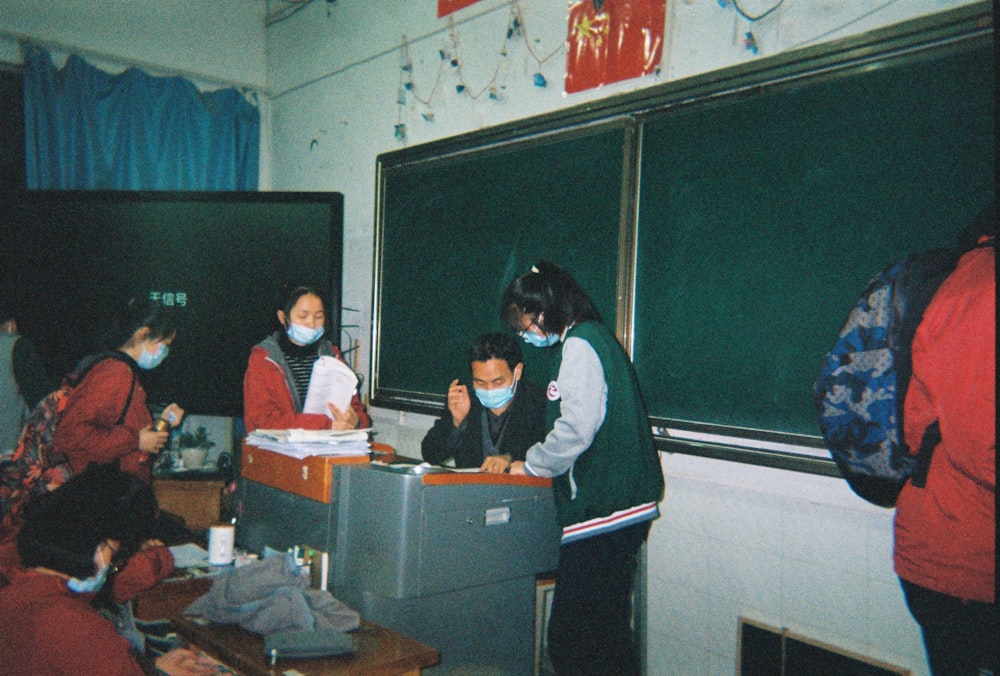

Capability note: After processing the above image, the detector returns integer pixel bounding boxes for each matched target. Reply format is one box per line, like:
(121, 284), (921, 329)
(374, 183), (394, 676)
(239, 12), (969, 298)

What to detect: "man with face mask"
(421, 333), (546, 473)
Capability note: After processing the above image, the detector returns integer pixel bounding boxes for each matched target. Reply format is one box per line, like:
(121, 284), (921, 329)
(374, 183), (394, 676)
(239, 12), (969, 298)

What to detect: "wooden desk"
(136, 576), (439, 676)
(171, 616), (439, 676)
(152, 477), (224, 531)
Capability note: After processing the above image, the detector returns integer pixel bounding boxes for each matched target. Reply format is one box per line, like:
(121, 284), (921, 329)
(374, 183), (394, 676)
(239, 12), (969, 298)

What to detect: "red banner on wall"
(565, 0), (666, 94)
(438, 0), (485, 18)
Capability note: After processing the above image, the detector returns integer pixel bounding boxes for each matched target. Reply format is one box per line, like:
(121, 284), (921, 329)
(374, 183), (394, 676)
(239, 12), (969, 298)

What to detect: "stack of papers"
(246, 428), (371, 459)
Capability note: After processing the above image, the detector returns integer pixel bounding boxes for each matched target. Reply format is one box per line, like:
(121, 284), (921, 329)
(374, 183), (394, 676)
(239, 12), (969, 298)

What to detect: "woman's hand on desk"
(328, 403), (359, 430)
(508, 461), (526, 476)
(155, 647), (225, 675)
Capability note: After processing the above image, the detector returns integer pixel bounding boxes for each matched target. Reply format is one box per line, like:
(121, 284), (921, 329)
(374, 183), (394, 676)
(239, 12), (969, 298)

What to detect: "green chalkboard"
(632, 36), (994, 439)
(374, 124), (627, 409)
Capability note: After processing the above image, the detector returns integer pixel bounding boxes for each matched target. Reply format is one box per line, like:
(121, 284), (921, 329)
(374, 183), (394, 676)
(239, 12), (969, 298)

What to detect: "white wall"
(0, 0), (267, 89)
(1, 1), (987, 673)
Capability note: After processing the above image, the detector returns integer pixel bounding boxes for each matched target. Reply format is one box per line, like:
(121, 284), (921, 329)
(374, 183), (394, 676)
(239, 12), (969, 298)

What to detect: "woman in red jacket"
(243, 284), (369, 432)
(894, 206), (996, 676)
(0, 464), (217, 675)
(53, 298), (184, 485)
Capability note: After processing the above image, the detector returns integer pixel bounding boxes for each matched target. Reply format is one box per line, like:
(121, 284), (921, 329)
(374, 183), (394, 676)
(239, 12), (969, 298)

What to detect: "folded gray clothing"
(184, 553), (360, 635)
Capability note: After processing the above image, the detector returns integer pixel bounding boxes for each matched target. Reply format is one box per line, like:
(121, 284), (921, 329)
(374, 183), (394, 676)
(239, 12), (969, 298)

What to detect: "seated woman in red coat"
(243, 283), (370, 433)
(53, 297), (185, 485)
(0, 464), (218, 675)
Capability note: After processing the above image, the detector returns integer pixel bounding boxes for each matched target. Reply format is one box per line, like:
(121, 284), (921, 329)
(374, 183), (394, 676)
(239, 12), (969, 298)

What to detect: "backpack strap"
(909, 420), (940, 489)
(116, 371), (137, 425)
(71, 351), (139, 425)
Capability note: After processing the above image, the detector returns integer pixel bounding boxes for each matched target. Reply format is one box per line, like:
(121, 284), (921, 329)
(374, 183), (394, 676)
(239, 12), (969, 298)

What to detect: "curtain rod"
(0, 30), (267, 95)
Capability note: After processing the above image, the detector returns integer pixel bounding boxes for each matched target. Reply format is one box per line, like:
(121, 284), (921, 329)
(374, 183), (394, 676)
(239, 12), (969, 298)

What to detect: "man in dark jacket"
(421, 333), (546, 472)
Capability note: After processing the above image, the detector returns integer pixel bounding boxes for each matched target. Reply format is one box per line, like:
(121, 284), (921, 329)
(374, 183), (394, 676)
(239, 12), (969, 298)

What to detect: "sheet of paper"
(303, 356), (359, 417)
(169, 542), (210, 568)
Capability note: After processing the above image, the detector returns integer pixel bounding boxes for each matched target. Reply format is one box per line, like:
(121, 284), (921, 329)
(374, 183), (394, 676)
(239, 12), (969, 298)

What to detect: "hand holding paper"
(303, 356), (359, 417)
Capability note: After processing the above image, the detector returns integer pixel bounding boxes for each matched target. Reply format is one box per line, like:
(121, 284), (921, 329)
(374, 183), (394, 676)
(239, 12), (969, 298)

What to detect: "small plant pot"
(179, 447), (209, 469)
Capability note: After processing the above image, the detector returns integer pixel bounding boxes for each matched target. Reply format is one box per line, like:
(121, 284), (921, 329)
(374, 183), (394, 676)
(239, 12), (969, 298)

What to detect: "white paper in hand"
(303, 356), (359, 417)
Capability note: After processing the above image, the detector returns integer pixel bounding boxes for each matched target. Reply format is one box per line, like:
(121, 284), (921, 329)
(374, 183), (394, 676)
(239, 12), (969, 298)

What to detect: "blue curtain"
(22, 43), (259, 190)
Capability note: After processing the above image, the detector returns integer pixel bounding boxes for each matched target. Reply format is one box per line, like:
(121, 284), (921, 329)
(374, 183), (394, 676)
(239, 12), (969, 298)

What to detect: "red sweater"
(0, 570), (147, 674)
(53, 358), (153, 483)
(0, 538), (174, 603)
(243, 340), (370, 433)
(894, 242), (995, 603)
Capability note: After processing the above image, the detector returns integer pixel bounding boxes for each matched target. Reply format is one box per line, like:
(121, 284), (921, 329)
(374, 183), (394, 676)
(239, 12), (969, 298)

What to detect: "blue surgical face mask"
(521, 331), (560, 348)
(287, 323), (325, 346)
(137, 342), (169, 370)
(475, 379), (518, 410)
(67, 562), (110, 594)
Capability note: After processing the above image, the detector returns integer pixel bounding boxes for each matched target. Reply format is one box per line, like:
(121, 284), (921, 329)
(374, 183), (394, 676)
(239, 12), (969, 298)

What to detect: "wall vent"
(738, 617), (911, 676)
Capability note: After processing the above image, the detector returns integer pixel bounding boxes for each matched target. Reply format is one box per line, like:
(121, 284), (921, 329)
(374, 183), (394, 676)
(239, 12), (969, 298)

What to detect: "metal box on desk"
(235, 446), (560, 675)
(234, 442), (371, 560)
(333, 463), (560, 675)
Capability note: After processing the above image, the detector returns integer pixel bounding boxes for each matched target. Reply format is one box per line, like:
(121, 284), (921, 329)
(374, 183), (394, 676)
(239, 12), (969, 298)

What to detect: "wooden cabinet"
(152, 478), (224, 532)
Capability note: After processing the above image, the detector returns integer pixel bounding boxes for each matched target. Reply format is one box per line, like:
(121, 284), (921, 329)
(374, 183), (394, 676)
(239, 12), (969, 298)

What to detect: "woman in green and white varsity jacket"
(502, 260), (664, 676)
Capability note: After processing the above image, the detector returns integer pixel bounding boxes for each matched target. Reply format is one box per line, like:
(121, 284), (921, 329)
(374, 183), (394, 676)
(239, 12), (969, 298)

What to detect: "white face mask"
(286, 323), (325, 346)
(67, 561), (110, 594)
(137, 341), (169, 370)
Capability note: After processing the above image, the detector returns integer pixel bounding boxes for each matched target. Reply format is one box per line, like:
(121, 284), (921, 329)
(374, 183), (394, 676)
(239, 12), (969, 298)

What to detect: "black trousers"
(900, 577), (999, 676)
(547, 521), (650, 676)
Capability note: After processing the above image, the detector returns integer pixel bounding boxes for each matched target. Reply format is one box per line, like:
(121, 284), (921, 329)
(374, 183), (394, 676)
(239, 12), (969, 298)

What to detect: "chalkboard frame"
(370, 4), (993, 474)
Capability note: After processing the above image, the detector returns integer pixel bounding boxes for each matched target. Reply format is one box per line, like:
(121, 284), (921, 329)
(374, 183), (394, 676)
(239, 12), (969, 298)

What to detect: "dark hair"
(957, 201), (997, 251)
(276, 283), (329, 328)
(467, 333), (523, 372)
(17, 464), (158, 579)
(500, 260), (601, 335)
(105, 297), (178, 350)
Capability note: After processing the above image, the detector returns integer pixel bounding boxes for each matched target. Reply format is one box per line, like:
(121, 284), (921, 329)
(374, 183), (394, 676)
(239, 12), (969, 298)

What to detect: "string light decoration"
(395, 1), (563, 143)
(717, 0), (785, 55)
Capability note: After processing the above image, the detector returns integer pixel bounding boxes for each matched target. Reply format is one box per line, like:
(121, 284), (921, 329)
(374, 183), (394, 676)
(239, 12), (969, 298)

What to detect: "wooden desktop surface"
(137, 577), (438, 676)
(171, 615), (439, 676)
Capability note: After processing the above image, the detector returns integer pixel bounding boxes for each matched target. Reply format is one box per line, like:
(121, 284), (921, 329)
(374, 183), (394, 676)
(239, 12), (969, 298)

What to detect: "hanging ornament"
(533, 73), (547, 88)
(507, 17), (522, 39)
(743, 31), (759, 54)
(394, 124), (406, 141)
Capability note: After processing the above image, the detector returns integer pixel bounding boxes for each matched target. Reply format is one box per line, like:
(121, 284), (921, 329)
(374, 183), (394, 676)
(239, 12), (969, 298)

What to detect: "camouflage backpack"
(814, 248), (959, 507)
(0, 352), (135, 531)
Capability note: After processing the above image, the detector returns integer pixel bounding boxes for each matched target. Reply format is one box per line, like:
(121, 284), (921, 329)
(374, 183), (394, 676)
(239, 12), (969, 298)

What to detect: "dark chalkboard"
(373, 124), (628, 410)
(632, 35), (994, 439)
(1, 191), (343, 417)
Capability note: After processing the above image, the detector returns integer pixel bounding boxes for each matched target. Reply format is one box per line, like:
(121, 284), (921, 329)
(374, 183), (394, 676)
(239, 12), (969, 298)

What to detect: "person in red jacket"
(243, 284), (369, 433)
(0, 464), (218, 675)
(54, 298), (185, 484)
(894, 205), (996, 676)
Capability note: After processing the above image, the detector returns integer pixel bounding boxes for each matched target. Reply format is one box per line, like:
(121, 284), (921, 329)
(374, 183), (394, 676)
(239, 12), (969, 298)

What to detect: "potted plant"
(177, 426), (215, 469)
